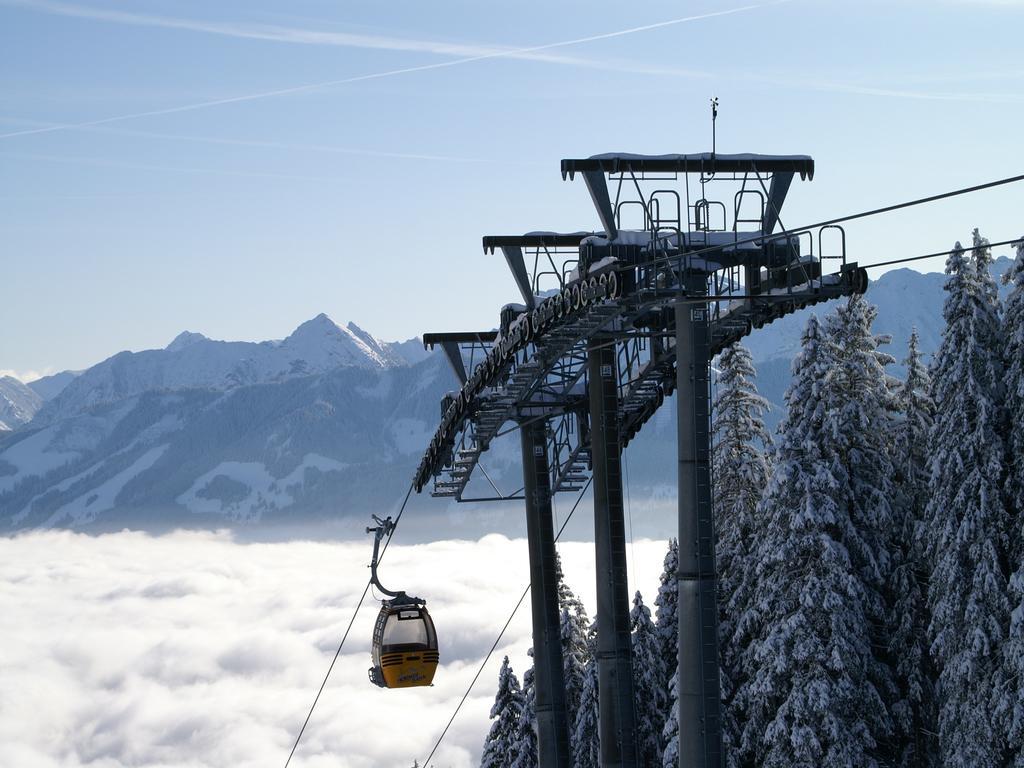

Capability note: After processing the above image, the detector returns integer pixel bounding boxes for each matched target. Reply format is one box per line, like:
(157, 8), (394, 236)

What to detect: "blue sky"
(2, 0), (1023, 379)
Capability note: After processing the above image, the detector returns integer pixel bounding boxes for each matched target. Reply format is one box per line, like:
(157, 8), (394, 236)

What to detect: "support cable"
(642, 173), (1024, 271)
(860, 237), (1022, 270)
(282, 483), (414, 768)
(623, 448), (637, 588)
(420, 476), (593, 767)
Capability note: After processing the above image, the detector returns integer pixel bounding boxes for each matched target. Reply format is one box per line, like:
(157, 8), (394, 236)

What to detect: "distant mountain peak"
(27, 315), (436, 427)
(286, 313), (344, 340)
(166, 331), (209, 352)
(0, 375), (43, 430)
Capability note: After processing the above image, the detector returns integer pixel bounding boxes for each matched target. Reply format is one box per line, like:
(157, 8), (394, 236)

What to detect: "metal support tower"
(416, 152), (868, 767)
(588, 339), (639, 767)
(519, 419), (572, 768)
(675, 279), (722, 767)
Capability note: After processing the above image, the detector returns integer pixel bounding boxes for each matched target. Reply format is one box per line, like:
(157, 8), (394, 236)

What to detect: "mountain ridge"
(30, 313), (422, 427)
(1, 264), (1008, 533)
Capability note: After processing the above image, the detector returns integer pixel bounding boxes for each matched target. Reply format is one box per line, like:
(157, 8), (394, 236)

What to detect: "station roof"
(560, 152), (814, 180)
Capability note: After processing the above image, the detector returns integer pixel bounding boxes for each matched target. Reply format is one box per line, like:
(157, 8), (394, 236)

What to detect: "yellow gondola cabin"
(364, 515), (439, 689)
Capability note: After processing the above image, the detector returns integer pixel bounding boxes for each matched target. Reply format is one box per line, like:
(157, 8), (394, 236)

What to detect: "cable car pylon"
(366, 515), (439, 689)
(415, 151), (868, 767)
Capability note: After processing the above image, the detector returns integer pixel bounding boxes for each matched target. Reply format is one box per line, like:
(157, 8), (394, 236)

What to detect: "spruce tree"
(888, 329), (938, 766)
(1002, 237), (1024, 767)
(481, 656), (524, 768)
(654, 538), (679, 685)
(556, 553), (591, 728)
(925, 237), (1010, 768)
(711, 341), (772, 765)
(1005, 237), (1024, 525)
(898, 330), (934, 531)
(824, 295), (900, 753)
(735, 314), (889, 767)
(630, 590), (665, 766)
(510, 649), (538, 768)
(661, 666), (679, 768)
(572, 649), (600, 768)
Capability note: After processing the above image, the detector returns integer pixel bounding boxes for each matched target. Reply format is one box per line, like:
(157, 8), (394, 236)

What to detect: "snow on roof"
(586, 152), (812, 163)
(580, 229), (768, 251)
(561, 152), (815, 180)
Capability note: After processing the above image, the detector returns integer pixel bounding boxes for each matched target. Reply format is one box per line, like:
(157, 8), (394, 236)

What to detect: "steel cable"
(860, 237), (1022, 270)
(282, 482), (414, 768)
(419, 476), (593, 766)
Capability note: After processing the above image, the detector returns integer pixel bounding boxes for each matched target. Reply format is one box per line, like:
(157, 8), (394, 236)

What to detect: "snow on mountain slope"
(0, 354), (459, 529)
(31, 314), (422, 426)
(3, 261), (1006, 532)
(177, 453), (347, 522)
(0, 425), (79, 494)
(43, 444), (169, 527)
(27, 371), (79, 402)
(0, 376), (43, 431)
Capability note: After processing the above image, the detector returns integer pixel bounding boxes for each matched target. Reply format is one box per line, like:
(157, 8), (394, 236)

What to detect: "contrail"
(0, 0), (608, 65)
(0, 2), (779, 141)
(0, 149), (345, 182)
(0, 118), (494, 163)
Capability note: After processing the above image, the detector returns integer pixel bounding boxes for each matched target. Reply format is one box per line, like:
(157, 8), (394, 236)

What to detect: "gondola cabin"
(369, 602), (439, 689)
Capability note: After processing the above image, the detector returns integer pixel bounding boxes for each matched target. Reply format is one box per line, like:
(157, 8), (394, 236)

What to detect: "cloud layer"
(0, 529), (671, 767)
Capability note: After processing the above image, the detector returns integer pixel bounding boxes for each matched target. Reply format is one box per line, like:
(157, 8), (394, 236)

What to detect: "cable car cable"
(282, 482), (414, 768)
(420, 476), (593, 766)
(623, 449), (637, 583)
(639, 172), (1024, 273)
(860, 237), (1021, 271)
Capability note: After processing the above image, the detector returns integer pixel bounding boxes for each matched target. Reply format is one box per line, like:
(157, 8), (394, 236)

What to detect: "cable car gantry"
(410, 151), (866, 768)
(366, 515), (439, 689)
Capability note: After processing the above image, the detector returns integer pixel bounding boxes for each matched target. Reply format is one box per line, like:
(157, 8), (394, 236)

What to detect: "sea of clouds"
(0, 529), (671, 767)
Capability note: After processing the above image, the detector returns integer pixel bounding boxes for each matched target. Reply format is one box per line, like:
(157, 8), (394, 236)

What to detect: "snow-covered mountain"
(0, 356), (456, 530)
(27, 371), (79, 402)
(0, 261), (1007, 533)
(0, 377), (42, 432)
(32, 314), (420, 426)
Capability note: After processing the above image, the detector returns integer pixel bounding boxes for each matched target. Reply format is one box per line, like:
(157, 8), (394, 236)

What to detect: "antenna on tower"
(710, 97), (719, 157)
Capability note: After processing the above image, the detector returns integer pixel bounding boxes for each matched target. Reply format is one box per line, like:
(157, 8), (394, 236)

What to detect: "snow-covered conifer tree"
(1005, 237), (1024, 527)
(735, 313), (890, 766)
(711, 341), (772, 764)
(825, 295), (901, 746)
(1004, 237), (1024, 529)
(555, 553), (591, 729)
(654, 539), (679, 684)
(654, 538), (679, 763)
(661, 666), (679, 768)
(1002, 237), (1024, 767)
(926, 236), (1010, 767)
(481, 656), (524, 768)
(897, 330), (934, 528)
(886, 329), (938, 766)
(510, 648), (538, 768)
(630, 591), (665, 766)
(572, 648), (600, 768)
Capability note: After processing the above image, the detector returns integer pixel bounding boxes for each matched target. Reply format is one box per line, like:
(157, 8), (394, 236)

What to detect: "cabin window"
(383, 611), (428, 647)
